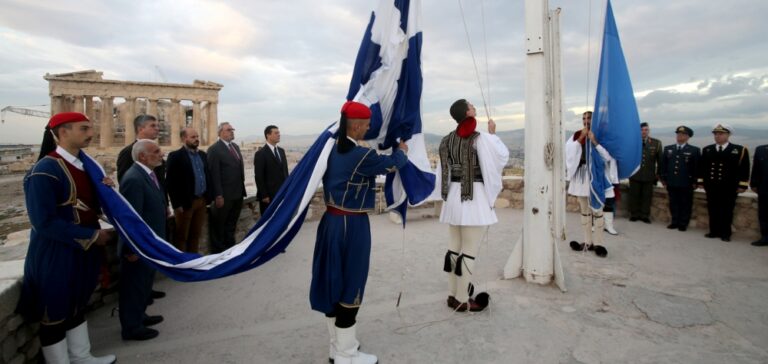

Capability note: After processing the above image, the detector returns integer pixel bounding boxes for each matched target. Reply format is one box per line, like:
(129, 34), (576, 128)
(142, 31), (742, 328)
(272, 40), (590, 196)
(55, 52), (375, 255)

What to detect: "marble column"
(170, 99), (182, 148)
(192, 101), (202, 136)
(85, 97), (96, 121)
(207, 101), (218, 146)
(124, 97), (136, 146)
(148, 99), (158, 118)
(73, 95), (84, 114)
(50, 96), (64, 115)
(99, 97), (114, 148)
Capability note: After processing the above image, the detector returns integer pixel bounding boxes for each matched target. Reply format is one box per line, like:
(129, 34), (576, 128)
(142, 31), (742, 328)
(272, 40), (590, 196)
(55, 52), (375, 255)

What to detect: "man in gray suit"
(119, 139), (166, 341)
(207, 122), (246, 253)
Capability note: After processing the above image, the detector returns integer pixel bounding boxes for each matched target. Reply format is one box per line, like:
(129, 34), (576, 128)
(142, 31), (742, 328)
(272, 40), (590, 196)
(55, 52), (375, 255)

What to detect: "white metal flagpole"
(503, 0), (566, 291)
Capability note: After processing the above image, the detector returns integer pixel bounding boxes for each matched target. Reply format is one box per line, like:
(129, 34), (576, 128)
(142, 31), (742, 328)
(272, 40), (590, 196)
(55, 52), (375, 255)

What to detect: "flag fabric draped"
(590, 0), (642, 210)
(83, 125), (338, 282)
(80, 0), (432, 281)
(346, 0), (435, 222)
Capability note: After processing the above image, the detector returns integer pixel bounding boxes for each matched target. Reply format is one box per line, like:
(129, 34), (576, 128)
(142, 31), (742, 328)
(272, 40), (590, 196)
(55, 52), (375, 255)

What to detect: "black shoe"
(151, 290), (166, 299)
(705, 233), (719, 239)
(143, 315), (164, 327)
(629, 217), (639, 222)
(593, 245), (608, 258)
(641, 218), (651, 224)
(751, 240), (768, 246)
(677, 226), (687, 232)
(122, 327), (159, 341)
(721, 237), (731, 242)
(667, 223), (678, 229)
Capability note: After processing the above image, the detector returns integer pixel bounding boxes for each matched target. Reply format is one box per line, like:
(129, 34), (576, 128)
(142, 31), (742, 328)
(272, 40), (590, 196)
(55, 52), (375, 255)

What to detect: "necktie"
(149, 171), (160, 189)
(273, 147), (280, 162)
(718, 145), (723, 153)
(677, 145), (681, 152)
(228, 143), (240, 160)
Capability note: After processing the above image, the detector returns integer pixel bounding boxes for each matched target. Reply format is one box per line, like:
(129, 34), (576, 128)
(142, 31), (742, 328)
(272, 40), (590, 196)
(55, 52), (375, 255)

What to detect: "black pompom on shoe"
(594, 245), (608, 258)
(472, 292), (490, 312)
(570, 241), (584, 251)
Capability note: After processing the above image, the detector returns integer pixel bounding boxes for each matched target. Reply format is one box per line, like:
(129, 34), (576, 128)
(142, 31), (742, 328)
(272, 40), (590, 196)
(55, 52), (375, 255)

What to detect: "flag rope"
(457, 0), (491, 120)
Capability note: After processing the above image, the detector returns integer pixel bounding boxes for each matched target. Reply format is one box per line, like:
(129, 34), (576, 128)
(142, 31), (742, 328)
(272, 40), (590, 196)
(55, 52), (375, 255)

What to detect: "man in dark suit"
(207, 122), (246, 253)
(116, 114), (166, 301)
(660, 126), (700, 231)
(119, 139), (166, 340)
(117, 114), (163, 183)
(253, 125), (289, 214)
(629, 122), (662, 223)
(751, 144), (768, 246)
(697, 123), (750, 242)
(166, 127), (212, 253)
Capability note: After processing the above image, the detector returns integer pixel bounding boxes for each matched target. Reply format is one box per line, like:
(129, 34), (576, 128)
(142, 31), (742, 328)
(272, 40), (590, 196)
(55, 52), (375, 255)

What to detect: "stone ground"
(80, 208), (768, 364)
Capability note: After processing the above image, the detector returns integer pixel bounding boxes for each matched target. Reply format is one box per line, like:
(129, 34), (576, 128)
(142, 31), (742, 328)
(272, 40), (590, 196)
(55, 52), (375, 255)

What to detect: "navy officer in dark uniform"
(660, 126), (700, 231)
(310, 101), (408, 364)
(751, 144), (768, 246)
(697, 123), (750, 242)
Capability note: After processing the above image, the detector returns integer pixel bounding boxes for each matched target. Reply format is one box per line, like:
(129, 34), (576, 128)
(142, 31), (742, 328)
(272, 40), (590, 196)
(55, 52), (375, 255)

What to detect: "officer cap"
(675, 125), (693, 137)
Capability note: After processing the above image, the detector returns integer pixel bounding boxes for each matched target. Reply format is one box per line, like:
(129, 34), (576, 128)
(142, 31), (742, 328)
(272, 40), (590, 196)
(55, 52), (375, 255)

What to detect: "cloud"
(1, 0), (768, 145)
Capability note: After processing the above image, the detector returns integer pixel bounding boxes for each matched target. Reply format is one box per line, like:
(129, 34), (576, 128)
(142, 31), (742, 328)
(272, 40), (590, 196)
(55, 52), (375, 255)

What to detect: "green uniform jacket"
(631, 137), (662, 182)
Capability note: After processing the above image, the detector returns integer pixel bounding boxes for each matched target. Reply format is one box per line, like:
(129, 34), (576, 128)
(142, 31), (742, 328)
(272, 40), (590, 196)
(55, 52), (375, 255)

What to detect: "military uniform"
(751, 145), (768, 244)
(698, 140), (750, 240)
(629, 136), (662, 221)
(659, 126), (700, 230)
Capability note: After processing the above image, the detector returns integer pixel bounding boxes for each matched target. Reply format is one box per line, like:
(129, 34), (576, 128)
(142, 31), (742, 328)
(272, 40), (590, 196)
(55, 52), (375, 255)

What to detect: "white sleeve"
(565, 137), (582, 181)
(594, 144), (613, 161)
(476, 132), (510, 208)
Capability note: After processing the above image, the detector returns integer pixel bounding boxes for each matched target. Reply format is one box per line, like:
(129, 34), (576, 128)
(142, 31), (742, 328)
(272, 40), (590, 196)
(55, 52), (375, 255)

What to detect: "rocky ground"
(0, 175), (28, 244)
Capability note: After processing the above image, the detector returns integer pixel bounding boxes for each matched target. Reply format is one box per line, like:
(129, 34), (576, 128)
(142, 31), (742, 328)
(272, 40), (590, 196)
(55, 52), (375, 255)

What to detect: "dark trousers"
(173, 196), (207, 253)
(629, 180), (654, 219)
(258, 200), (270, 215)
(667, 186), (694, 227)
(705, 186), (737, 239)
(119, 258), (154, 336)
(209, 198), (243, 253)
(39, 312), (85, 346)
(759, 191), (768, 240)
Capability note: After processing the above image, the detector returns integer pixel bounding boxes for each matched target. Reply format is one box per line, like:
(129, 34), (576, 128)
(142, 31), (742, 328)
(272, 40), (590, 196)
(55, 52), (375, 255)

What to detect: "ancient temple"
(44, 70), (223, 147)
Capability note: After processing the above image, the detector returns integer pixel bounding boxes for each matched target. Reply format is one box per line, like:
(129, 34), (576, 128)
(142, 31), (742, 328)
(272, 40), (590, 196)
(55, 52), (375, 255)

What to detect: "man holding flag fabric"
(310, 101), (408, 364)
(18, 112), (116, 363)
(566, 111), (617, 258)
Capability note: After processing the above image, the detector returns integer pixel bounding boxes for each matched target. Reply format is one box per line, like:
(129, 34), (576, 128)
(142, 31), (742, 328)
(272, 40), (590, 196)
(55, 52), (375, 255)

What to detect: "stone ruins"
(45, 70), (222, 147)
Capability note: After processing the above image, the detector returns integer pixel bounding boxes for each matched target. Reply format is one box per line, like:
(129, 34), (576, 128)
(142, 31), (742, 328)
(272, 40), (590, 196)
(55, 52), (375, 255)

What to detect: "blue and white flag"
(590, 0), (642, 209)
(80, 0), (432, 281)
(84, 125), (338, 282)
(346, 0), (435, 221)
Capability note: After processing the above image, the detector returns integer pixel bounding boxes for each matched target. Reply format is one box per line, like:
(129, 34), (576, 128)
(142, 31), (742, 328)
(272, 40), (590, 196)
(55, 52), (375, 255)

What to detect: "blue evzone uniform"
(17, 152), (103, 324)
(310, 144), (408, 314)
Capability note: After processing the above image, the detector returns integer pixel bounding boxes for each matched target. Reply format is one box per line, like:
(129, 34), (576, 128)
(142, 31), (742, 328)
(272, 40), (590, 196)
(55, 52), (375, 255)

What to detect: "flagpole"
(504, 0), (566, 291)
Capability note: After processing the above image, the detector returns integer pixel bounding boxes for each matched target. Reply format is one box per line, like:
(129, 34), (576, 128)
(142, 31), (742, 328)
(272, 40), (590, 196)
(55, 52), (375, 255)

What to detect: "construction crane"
(1, 105), (50, 123)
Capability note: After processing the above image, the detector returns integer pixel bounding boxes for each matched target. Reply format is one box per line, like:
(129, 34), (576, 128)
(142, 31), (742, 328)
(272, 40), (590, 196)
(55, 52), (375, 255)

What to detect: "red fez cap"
(48, 112), (90, 129)
(340, 101), (371, 119)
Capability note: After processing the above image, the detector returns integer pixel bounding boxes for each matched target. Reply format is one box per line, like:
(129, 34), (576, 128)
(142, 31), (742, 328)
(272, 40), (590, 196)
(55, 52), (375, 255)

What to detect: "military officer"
(660, 126), (700, 231)
(750, 144), (768, 246)
(629, 122), (662, 223)
(697, 123), (750, 242)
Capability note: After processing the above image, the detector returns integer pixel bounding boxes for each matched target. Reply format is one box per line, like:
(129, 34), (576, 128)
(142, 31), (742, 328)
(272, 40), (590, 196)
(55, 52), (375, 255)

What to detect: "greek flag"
(346, 0), (435, 221)
(81, 0), (432, 281)
(590, 0), (642, 209)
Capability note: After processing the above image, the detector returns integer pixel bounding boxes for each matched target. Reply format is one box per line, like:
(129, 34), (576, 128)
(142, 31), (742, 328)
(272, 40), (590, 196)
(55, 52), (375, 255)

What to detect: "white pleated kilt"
(439, 182), (498, 226)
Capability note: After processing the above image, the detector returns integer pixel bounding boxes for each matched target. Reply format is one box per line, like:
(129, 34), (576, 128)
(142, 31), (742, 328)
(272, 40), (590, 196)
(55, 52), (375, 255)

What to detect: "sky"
(0, 0), (766, 144)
